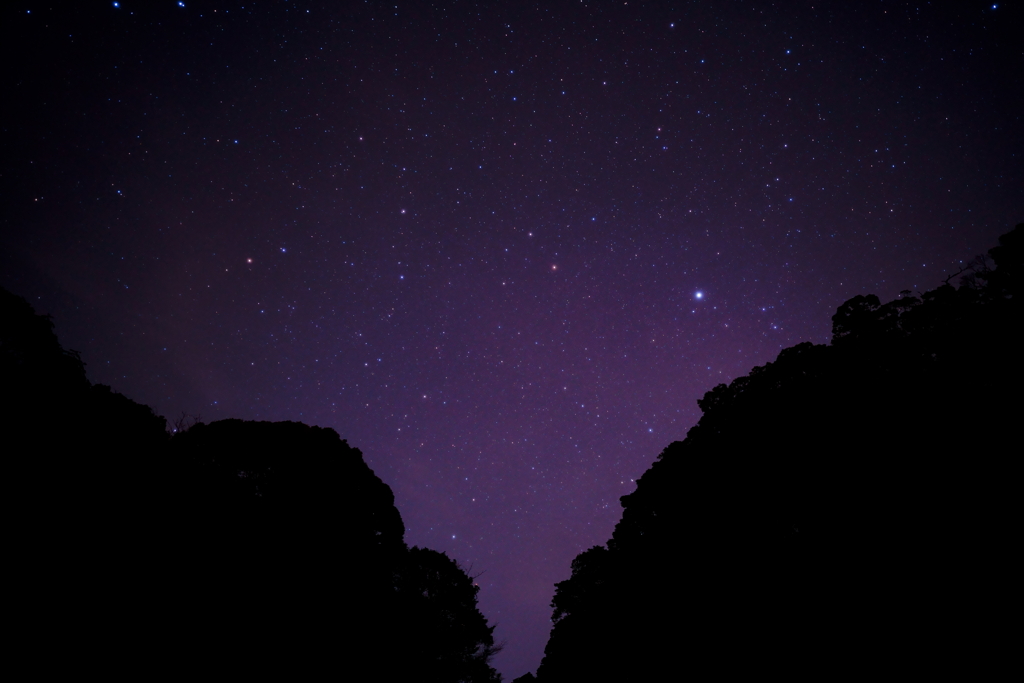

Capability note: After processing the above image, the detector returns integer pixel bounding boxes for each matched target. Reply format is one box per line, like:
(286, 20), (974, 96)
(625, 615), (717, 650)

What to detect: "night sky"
(2, 1), (1021, 677)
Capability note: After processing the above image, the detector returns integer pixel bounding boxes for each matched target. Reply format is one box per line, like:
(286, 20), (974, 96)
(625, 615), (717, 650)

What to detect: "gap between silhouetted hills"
(6, 224), (1021, 682)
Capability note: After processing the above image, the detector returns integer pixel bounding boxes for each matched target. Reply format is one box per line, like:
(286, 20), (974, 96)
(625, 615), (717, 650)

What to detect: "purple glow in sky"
(2, 2), (1020, 678)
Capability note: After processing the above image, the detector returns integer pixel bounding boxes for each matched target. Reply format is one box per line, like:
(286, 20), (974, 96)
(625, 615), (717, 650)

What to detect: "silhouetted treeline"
(530, 225), (1022, 681)
(2, 288), (500, 681)
(166, 419), (501, 680)
(2, 287), (170, 676)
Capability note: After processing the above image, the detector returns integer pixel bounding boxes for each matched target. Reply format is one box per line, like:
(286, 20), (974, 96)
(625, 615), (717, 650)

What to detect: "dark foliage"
(2, 288), (500, 681)
(166, 418), (501, 680)
(532, 225), (1023, 681)
(394, 546), (504, 682)
(2, 287), (169, 674)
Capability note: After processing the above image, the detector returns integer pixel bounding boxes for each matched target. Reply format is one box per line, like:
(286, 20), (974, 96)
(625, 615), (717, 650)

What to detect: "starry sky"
(2, 1), (1021, 677)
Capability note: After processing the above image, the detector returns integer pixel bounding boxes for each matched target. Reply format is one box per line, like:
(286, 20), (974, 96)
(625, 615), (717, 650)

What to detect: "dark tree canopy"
(166, 418), (500, 680)
(3, 286), (169, 673)
(531, 224), (1022, 681)
(169, 417), (406, 556)
(394, 546), (504, 682)
(2, 287), (500, 682)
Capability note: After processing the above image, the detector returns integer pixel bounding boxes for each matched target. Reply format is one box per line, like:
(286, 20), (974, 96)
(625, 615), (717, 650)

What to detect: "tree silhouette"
(3, 286), (169, 674)
(2, 288), (502, 681)
(393, 547), (503, 682)
(531, 224), (1022, 681)
(164, 418), (502, 680)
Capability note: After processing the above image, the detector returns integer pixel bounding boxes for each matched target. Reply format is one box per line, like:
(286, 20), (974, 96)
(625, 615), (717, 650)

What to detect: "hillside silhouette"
(166, 418), (501, 680)
(530, 224), (1022, 681)
(2, 288), (500, 681)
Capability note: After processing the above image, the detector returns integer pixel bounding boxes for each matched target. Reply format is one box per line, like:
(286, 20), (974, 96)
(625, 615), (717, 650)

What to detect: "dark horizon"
(2, 2), (1021, 677)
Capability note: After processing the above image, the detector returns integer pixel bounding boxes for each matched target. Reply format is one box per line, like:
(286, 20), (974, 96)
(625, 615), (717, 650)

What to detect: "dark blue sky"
(2, 1), (1020, 677)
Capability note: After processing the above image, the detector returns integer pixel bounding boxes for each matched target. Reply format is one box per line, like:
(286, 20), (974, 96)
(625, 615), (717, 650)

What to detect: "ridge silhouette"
(6, 223), (1020, 680)
(2, 287), (500, 681)
(528, 224), (1022, 681)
